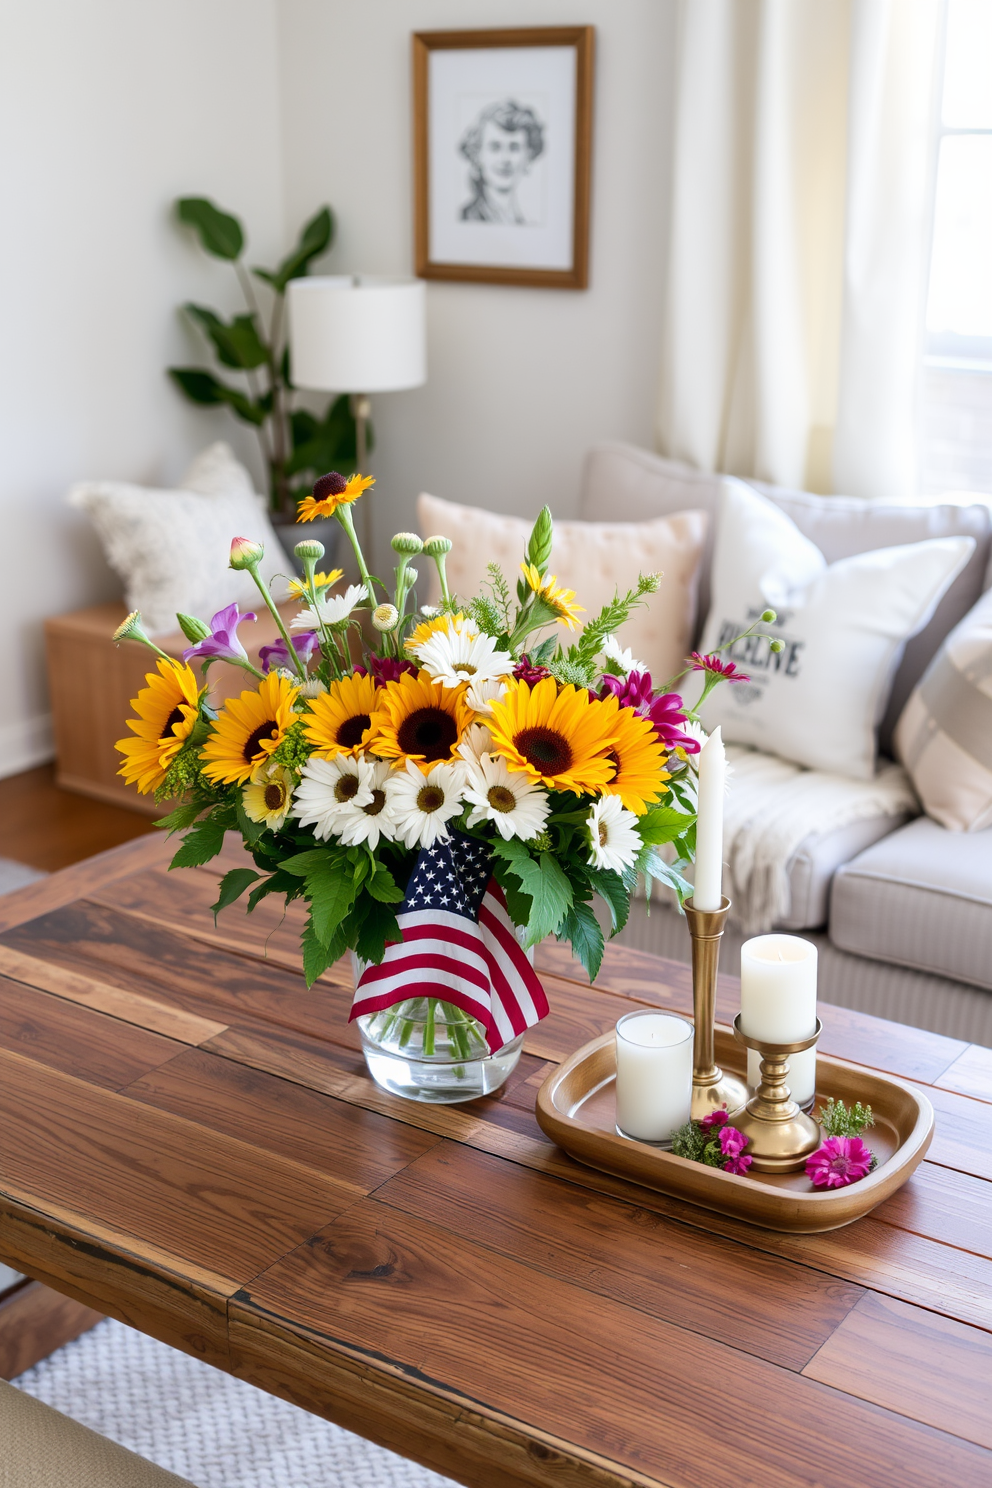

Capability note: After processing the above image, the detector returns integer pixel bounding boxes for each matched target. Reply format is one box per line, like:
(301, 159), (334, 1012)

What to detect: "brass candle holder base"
(732, 1016), (823, 1173)
(684, 897), (747, 1121)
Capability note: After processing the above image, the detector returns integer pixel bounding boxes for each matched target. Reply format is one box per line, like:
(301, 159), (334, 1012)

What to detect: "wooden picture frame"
(413, 27), (594, 290)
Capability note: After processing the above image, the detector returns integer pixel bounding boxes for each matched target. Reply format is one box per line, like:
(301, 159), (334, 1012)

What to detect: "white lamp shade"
(287, 275), (426, 393)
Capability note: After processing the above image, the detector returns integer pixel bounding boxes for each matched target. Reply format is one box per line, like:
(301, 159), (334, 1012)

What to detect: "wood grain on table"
(0, 833), (990, 1487)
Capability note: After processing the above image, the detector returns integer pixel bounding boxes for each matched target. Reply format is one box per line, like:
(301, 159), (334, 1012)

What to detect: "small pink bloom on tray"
(700, 1107), (728, 1130)
(806, 1135), (873, 1189)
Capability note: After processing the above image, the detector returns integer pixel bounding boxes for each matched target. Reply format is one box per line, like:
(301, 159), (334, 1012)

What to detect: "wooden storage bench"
(45, 602), (294, 816)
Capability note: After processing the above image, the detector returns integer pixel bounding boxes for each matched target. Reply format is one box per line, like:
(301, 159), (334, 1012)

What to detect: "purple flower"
(718, 1125), (748, 1157)
(700, 1108), (729, 1131)
(806, 1136), (874, 1190)
(689, 652), (749, 683)
(600, 671), (701, 754)
(723, 1152), (753, 1176)
(183, 603), (256, 665)
(258, 631), (320, 674)
(368, 654), (418, 685)
(514, 654), (552, 686)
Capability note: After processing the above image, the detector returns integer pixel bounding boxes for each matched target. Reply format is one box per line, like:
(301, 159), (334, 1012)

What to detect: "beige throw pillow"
(895, 586), (992, 831)
(416, 493), (709, 687)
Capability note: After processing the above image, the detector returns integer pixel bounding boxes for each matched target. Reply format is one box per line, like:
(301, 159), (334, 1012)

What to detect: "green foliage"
(638, 804), (696, 847)
(155, 799), (204, 834)
(286, 395), (366, 486)
(184, 305), (269, 370)
(485, 563), (513, 632)
(525, 506), (553, 576)
(558, 901), (605, 982)
(176, 197), (244, 260)
(170, 811), (229, 868)
(352, 897), (401, 963)
(367, 863), (405, 903)
(468, 593), (504, 639)
(586, 867), (629, 934)
(211, 867), (262, 922)
(168, 368), (266, 426)
(490, 839), (573, 946)
(269, 719), (312, 773)
(670, 1120), (708, 1163)
(818, 1099), (874, 1138)
(280, 849), (357, 946)
(565, 575), (660, 670)
(253, 207), (334, 294)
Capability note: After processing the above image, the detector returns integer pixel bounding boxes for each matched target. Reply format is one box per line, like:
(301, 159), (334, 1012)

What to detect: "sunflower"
(370, 669), (472, 773)
(405, 611), (475, 656)
(297, 472), (374, 523)
(302, 672), (380, 759)
(242, 764), (295, 831)
(200, 673), (299, 786)
(487, 677), (617, 794)
(116, 659), (200, 795)
(520, 563), (585, 630)
(600, 703), (670, 815)
(287, 568), (344, 600)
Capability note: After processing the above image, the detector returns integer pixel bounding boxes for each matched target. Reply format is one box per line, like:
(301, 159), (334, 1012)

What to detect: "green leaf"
(246, 875), (278, 912)
(353, 897), (401, 963)
(167, 368), (266, 426)
(586, 867), (630, 934)
(301, 915), (339, 986)
(253, 206), (334, 294)
(367, 863), (405, 904)
(176, 197), (244, 260)
(235, 798), (266, 846)
(285, 393), (369, 478)
(155, 800), (203, 834)
(491, 841), (573, 946)
(280, 850), (356, 946)
(643, 850), (694, 905)
(184, 305), (269, 370)
(525, 506), (553, 576)
(638, 804), (696, 847)
(170, 814), (227, 868)
(211, 867), (262, 922)
(558, 900), (605, 982)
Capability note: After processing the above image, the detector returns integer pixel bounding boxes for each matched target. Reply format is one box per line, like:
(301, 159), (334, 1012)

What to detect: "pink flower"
(689, 652), (749, 683)
(718, 1125), (748, 1157)
(805, 1136), (873, 1190)
(514, 654), (552, 686)
(368, 654), (417, 685)
(599, 671), (700, 754)
(700, 1108), (728, 1130)
(724, 1152), (753, 1176)
(229, 536), (264, 570)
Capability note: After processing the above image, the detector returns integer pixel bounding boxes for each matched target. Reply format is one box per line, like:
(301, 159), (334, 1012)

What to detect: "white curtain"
(657, 0), (941, 498)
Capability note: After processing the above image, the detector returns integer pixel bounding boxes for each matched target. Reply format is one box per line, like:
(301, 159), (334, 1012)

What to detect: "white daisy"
(465, 675), (508, 715)
(406, 612), (479, 656)
(292, 584), (368, 630)
(391, 758), (465, 849)
(601, 634), (646, 677)
(415, 628), (512, 692)
(293, 754), (374, 840)
(457, 721), (495, 769)
(587, 795), (642, 873)
(463, 754), (550, 841)
(335, 759), (400, 849)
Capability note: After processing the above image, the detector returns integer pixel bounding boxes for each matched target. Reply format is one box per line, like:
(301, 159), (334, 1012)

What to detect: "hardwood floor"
(0, 765), (155, 873)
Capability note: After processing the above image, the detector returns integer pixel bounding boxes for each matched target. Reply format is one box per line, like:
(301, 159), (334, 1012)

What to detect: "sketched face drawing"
(459, 99), (545, 225)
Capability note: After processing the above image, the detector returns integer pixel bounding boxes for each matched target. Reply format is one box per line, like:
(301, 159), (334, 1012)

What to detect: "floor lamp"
(287, 275), (427, 565)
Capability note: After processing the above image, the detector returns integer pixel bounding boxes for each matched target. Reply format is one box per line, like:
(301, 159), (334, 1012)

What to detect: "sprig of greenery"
(818, 1099), (874, 1138)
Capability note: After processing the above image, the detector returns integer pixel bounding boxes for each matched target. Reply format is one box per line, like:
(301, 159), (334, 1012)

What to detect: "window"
(920, 0), (992, 495)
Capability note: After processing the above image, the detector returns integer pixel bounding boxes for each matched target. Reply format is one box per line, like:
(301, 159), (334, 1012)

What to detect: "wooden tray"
(535, 1024), (934, 1233)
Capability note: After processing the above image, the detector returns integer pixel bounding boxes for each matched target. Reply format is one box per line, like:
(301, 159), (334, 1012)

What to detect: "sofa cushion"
(782, 815), (914, 931)
(416, 492), (709, 687)
(830, 816), (992, 990)
(579, 442), (992, 751)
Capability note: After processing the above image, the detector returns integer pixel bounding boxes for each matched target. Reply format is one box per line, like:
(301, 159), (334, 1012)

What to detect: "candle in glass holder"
(740, 935), (818, 1106)
(693, 727), (725, 912)
(615, 1011), (693, 1145)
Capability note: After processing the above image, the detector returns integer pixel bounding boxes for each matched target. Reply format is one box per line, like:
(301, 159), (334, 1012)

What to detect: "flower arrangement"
(671, 1108), (753, 1175)
(672, 1098), (877, 1187)
(115, 471), (769, 1051)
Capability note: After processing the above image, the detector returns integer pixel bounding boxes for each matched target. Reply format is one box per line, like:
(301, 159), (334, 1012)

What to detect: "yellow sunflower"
(242, 764), (295, 831)
(302, 672), (380, 759)
(200, 673), (299, 786)
(370, 669), (472, 773)
(405, 611), (469, 655)
(520, 563), (585, 631)
(287, 568), (344, 600)
(297, 473), (374, 523)
(116, 659), (200, 795)
(600, 703), (670, 815)
(487, 677), (617, 794)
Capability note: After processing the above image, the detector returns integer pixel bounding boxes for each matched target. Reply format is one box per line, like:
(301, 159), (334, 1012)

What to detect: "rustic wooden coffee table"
(0, 834), (990, 1487)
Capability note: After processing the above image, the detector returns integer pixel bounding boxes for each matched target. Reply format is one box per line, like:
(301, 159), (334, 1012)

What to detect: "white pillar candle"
(693, 727), (725, 912)
(740, 935), (818, 1106)
(615, 1011), (693, 1144)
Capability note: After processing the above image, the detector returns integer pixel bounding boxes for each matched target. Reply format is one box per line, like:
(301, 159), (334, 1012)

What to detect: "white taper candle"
(693, 726), (725, 912)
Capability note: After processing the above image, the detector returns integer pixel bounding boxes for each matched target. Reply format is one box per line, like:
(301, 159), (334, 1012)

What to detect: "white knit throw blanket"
(720, 746), (918, 935)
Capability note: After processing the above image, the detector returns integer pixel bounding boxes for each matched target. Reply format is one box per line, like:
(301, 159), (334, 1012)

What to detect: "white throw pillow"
(417, 493), (709, 688)
(698, 480), (975, 779)
(69, 443), (292, 635)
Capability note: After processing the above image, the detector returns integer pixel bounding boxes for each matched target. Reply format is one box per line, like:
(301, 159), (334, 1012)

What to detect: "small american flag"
(350, 830), (549, 1053)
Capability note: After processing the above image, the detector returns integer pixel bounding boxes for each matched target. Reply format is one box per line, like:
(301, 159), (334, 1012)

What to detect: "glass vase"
(353, 958), (526, 1104)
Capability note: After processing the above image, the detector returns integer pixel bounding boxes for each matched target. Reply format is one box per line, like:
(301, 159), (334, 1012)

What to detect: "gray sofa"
(578, 443), (992, 1047)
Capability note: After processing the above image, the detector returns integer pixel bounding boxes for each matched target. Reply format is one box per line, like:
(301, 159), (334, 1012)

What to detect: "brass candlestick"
(732, 1015), (823, 1172)
(684, 896), (747, 1121)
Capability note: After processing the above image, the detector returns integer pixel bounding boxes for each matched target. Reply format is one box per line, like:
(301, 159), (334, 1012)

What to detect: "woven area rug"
(15, 1319), (461, 1487)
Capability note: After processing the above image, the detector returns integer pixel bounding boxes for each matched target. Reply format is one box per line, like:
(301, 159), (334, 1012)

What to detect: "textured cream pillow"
(895, 586), (992, 830)
(69, 443), (292, 635)
(416, 493), (708, 686)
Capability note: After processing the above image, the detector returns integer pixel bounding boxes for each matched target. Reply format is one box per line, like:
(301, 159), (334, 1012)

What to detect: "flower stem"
(335, 505), (378, 598)
(246, 565), (305, 679)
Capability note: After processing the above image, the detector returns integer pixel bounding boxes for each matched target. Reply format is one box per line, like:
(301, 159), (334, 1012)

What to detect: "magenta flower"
(723, 1152), (753, 1176)
(700, 1108), (728, 1130)
(806, 1136), (873, 1190)
(718, 1125), (748, 1157)
(258, 631), (320, 673)
(368, 654), (418, 685)
(599, 671), (701, 754)
(514, 654), (552, 686)
(183, 603), (256, 665)
(689, 652), (749, 683)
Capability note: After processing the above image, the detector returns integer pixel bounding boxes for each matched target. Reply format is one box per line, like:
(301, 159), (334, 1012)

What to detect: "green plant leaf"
(210, 867), (262, 922)
(253, 206), (334, 294)
(491, 841), (573, 946)
(170, 813), (228, 868)
(167, 368), (267, 426)
(155, 800), (203, 834)
(235, 798), (266, 846)
(353, 896), (401, 963)
(367, 863), (405, 904)
(176, 197), (244, 260)
(301, 914), (341, 986)
(586, 866), (630, 934)
(558, 900), (605, 982)
(643, 850), (694, 905)
(285, 392), (369, 477)
(184, 305), (269, 370)
(638, 804), (696, 846)
(280, 850), (357, 946)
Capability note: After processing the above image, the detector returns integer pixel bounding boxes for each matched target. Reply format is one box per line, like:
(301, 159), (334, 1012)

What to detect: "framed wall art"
(412, 26), (595, 289)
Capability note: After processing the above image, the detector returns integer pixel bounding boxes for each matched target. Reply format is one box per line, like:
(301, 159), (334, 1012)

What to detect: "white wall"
(277, 1), (677, 576)
(0, 0), (285, 777)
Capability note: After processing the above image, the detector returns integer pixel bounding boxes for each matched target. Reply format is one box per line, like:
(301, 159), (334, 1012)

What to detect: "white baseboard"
(0, 713), (54, 780)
